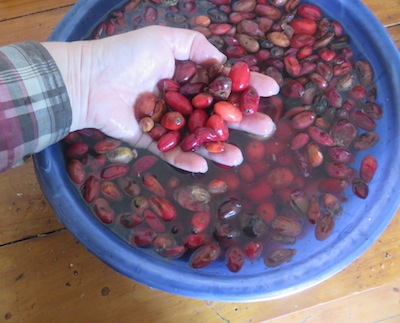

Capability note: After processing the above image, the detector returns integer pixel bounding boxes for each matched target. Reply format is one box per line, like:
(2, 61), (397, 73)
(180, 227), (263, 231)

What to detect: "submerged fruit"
(63, 0), (382, 273)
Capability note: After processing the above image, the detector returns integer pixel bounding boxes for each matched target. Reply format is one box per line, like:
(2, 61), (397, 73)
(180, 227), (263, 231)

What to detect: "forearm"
(0, 41), (72, 172)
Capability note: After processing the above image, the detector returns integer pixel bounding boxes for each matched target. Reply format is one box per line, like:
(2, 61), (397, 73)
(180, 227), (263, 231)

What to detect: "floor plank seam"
(0, 227), (66, 247)
(0, 4), (73, 23)
(384, 22), (400, 28)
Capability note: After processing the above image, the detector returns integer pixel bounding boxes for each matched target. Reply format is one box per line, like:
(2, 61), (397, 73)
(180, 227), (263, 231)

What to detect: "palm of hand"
(86, 28), (177, 146)
(81, 26), (278, 173)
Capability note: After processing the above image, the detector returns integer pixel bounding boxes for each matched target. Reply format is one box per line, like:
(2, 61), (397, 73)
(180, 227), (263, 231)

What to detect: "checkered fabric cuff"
(0, 41), (71, 171)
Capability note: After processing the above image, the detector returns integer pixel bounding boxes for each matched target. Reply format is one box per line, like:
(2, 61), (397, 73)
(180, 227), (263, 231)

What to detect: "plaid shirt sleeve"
(0, 41), (71, 172)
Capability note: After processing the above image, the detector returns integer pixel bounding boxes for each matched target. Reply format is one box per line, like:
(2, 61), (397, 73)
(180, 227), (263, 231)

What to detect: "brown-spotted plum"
(225, 246), (245, 273)
(270, 216), (302, 237)
(360, 155), (378, 183)
(93, 198), (114, 224)
(315, 213), (335, 241)
(264, 248), (296, 268)
(189, 243), (221, 269)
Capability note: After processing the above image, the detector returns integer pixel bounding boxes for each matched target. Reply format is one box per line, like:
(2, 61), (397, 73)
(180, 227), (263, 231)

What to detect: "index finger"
(152, 26), (227, 66)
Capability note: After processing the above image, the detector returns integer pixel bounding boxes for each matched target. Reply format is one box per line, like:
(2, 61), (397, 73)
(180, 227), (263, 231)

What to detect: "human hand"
(43, 26), (279, 173)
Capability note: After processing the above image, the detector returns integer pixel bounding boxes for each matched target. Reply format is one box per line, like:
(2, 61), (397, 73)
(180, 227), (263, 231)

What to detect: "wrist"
(41, 41), (91, 132)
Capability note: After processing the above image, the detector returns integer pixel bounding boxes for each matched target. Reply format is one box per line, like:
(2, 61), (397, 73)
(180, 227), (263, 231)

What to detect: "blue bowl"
(34, 0), (400, 301)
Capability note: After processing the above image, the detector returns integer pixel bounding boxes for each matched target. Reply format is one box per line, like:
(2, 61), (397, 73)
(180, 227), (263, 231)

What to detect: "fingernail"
(267, 80), (280, 96)
(220, 54), (227, 64)
(231, 153), (244, 167)
(262, 119), (276, 138)
(270, 80), (280, 96)
(197, 163), (209, 173)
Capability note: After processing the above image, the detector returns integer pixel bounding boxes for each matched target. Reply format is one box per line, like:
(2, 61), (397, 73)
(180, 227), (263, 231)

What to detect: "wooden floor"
(0, 1), (399, 322)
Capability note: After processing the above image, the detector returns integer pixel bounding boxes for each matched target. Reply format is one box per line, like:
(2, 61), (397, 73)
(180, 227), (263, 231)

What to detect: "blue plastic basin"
(33, 0), (400, 301)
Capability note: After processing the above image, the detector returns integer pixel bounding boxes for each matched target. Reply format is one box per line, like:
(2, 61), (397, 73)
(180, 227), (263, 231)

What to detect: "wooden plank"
(0, 6), (72, 46)
(362, 0), (400, 27)
(0, 230), (212, 323)
(0, 0), (399, 32)
(0, 207), (398, 322)
(1, 0), (399, 28)
(0, 0), (76, 22)
(213, 210), (400, 322)
(0, 6), (71, 244)
(0, 1), (398, 48)
(264, 280), (400, 323)
(0, 160), (64, 246)
(0, 6), (77, 244)
(387, 24), (400, 47)
(1, 0), (399, 29)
